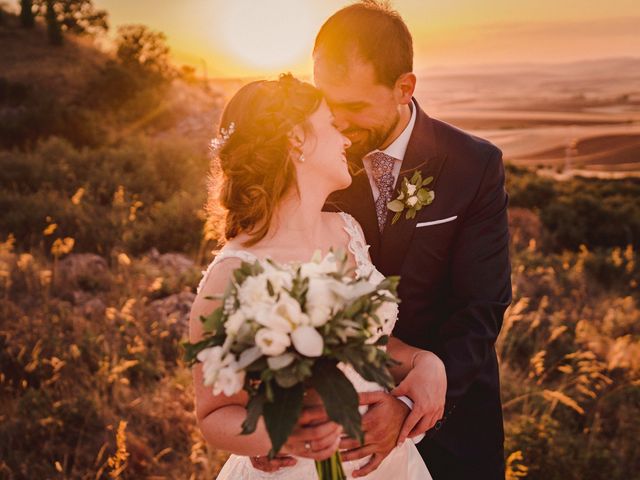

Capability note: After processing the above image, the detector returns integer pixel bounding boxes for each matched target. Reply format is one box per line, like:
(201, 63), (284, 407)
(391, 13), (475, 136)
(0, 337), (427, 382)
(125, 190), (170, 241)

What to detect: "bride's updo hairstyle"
(208, 74), (323, 246)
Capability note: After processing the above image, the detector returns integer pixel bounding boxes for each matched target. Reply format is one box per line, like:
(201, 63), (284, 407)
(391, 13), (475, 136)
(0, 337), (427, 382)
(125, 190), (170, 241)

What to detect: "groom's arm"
(435, 147), (512, 404)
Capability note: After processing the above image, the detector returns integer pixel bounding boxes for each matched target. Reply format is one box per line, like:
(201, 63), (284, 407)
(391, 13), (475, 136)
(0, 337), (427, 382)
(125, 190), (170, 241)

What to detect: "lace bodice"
(198, 212), (385, 295)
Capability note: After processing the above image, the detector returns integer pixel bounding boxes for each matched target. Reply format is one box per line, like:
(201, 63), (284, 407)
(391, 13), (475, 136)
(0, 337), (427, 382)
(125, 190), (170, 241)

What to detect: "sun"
(214, 0), (319, 73)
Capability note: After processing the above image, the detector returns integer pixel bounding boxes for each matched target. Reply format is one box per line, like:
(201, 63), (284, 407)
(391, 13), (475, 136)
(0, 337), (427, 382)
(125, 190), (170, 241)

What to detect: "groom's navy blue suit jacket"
(327, 99), (512, 475)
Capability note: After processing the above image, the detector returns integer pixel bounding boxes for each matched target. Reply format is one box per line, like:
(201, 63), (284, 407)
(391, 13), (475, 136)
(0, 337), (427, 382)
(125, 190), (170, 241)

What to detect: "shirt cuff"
(395, 395), (426, 444)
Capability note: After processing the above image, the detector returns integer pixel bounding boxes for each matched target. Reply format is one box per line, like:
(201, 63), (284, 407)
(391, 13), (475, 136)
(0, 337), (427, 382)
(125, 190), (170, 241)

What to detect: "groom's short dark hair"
(314, 0), (413, 87)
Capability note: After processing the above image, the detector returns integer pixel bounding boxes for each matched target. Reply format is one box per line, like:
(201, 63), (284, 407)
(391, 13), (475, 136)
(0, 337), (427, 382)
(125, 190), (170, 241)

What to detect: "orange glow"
(91, 0), (640, 78)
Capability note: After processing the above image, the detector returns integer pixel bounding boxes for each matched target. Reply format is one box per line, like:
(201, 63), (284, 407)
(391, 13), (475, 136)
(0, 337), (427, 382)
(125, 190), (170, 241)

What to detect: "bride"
(189, 74), (433, 479)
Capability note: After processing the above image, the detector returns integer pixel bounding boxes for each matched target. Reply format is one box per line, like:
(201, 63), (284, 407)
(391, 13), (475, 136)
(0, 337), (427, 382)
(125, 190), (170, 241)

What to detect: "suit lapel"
(377, 102), (448, 275)
(328, 160), (381, 260)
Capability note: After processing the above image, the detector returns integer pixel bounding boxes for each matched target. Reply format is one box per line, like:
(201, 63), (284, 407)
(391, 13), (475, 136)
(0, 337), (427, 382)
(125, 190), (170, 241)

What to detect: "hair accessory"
(210, 122), (236, 155)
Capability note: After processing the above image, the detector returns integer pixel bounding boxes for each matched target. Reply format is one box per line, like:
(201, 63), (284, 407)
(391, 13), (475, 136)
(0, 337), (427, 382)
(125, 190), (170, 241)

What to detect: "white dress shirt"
(362, 100), (417, 201)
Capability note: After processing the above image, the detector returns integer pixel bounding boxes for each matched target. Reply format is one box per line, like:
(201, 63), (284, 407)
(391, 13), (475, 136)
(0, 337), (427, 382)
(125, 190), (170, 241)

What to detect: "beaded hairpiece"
(210, 122), (236, 155)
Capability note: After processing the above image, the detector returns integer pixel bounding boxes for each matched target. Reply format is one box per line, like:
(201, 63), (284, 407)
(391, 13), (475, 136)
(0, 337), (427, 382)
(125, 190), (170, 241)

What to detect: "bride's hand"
(280, 406), (343, 461)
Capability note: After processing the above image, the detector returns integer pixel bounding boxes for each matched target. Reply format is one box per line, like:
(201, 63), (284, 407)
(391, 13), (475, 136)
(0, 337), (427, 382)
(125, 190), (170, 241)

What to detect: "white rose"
(366, 294), (398, 343)
(256, 294), (307, 332)
(406, 184), (417, 196)
(255, 328), (291, 356)
(197, 346), (225, 386)
(237, 274), (274, 310)
(306, 278), (339, 326)
(318, 252), (340, 274)
(214, 362), (246, 396)
(300, 261), (324, 278)
(330, 279), (377, 302)
(262, 263), (294, 293)
(225, 309), (246, 335)
(237, 346), (263, 370)
(406, 195), (418, 207)
(300, 252), (339, 278)
(267, 352), (296, 370)
(291, 325), (324, 357)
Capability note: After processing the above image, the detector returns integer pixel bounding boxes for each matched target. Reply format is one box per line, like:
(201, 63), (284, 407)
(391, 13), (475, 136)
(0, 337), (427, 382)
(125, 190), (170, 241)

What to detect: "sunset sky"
(26, 0), (640, 77)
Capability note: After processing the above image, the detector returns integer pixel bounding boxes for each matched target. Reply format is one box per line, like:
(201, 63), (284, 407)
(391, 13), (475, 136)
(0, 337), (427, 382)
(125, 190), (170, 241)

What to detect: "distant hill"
(0, 11), (223, 148)
(0, 12), (108, 103)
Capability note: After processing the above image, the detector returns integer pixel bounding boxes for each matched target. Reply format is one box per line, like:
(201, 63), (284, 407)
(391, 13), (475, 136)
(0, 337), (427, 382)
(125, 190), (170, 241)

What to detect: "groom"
(253, 2), (512, 479)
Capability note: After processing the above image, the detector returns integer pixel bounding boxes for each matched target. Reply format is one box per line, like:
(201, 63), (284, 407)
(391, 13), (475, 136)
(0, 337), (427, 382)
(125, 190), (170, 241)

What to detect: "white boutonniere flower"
(387, 171), (435, 224)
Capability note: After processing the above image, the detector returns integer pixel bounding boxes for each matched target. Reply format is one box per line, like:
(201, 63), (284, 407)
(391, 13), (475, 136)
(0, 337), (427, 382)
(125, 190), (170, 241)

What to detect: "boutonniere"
(387, 171), (435, 224)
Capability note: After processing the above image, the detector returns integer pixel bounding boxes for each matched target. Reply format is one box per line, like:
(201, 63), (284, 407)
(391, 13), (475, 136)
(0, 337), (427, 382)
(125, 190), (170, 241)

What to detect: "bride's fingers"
(308, 434), (341, 461)
(306, 428), (342, 452)
(297, 406), (329, 426)
(289, 434), (341, 461)
(290, 420), (341, 442)
(285, 424), (341, 457)
(351, 453), (383, 477)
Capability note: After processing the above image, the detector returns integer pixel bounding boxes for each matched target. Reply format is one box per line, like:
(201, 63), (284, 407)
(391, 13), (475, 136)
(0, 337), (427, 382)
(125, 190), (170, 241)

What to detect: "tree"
(45, 0), (62, 45)
(20, 0), (35, 28)
(35, 0), (108, 45)
(116, 25), (174, 83)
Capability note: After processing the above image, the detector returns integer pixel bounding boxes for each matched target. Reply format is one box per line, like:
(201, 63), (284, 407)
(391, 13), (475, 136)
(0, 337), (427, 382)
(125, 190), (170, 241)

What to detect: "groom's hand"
(391, 350), (447, 445)
(338, 391), (409, 477)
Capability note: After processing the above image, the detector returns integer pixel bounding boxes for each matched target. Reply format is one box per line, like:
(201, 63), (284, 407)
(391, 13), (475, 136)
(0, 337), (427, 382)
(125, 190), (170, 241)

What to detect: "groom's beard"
(345, 112), (401, 163)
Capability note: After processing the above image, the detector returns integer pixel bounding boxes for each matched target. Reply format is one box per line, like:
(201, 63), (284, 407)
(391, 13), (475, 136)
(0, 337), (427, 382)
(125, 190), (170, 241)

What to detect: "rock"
(149, 291), (195, 333)
(57, 253), (110, 291)
(156, 253), (195, 276)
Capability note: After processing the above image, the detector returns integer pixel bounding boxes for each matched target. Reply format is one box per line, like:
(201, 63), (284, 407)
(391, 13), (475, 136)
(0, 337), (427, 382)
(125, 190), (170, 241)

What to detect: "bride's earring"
(299, 153), (305, 163)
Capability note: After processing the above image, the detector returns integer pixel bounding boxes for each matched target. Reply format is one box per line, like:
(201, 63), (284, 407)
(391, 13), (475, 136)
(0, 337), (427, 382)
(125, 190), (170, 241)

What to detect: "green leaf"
(263, 382), (304, 457)
(421, 176), (433, 187)
(201, 307), (224, 333)
(241, 391), (265, 434)
(181, 337), (220, 365)
(274, 365), (302, 388)
(387, 199), (405, 213)
(416, 188), (431, 203)
(392, 211), (402, 224)
(310, 360), (363, 443)
(343, 299), (364, 318)
(410, 171), (421, 184)
(406, 208), (417, 219)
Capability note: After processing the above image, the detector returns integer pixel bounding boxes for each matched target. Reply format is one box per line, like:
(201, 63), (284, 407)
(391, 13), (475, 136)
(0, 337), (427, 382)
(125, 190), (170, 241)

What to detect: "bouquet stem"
(315, 451), (346, 480)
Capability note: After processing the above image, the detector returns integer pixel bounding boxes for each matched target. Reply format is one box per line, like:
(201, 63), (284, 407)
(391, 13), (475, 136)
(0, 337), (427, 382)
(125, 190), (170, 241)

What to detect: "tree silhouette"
(44, 0), (62, 45)
(116, 25), (174, 83)
(20, 0), (35, 28)
(34, 0), (108, 45)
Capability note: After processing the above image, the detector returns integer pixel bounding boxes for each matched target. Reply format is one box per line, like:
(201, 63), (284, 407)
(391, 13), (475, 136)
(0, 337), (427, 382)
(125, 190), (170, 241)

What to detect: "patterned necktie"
(369, 151), (397, 232)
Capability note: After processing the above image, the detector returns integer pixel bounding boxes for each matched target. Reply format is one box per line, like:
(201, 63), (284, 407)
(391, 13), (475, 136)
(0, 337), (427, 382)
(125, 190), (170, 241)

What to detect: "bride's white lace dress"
(197, 212), (432, 480)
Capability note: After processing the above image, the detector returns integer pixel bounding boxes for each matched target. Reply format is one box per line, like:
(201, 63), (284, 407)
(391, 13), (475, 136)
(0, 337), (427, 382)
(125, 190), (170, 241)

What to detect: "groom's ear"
(395, 73), (416, 104)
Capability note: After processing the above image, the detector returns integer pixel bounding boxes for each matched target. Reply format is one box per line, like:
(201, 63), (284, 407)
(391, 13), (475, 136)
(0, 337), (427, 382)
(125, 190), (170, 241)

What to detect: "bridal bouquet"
(183, 250), (399, 480)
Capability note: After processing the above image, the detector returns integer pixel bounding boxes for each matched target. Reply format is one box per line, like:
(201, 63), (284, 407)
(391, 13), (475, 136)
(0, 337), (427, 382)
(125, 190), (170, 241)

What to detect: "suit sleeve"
(434, 147), (512, 402)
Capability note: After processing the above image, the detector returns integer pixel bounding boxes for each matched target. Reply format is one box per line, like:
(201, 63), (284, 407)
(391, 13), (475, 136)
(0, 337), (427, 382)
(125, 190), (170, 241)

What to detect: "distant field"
(413, 59), (640, 176)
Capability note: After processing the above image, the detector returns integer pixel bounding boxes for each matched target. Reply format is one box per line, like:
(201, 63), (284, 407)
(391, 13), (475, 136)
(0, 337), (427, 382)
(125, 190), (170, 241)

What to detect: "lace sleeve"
(338, 212), (374, 279)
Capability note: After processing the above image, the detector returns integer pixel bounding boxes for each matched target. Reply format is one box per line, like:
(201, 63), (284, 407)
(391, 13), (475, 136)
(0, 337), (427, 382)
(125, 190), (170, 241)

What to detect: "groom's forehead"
(313, 54), (379, 93)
